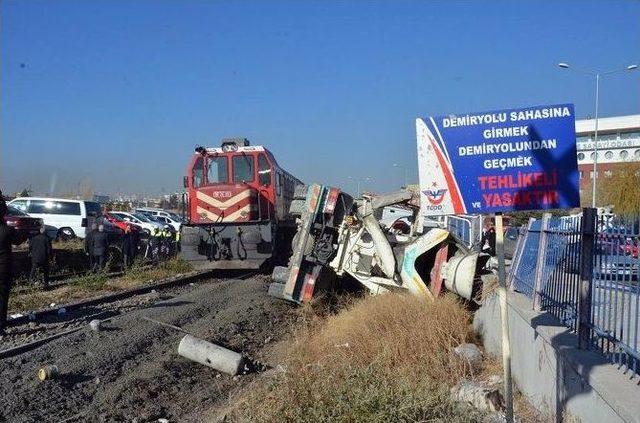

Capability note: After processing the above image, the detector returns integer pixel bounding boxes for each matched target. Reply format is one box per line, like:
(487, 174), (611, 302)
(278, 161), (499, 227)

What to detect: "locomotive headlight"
(222, 143), (239, 152)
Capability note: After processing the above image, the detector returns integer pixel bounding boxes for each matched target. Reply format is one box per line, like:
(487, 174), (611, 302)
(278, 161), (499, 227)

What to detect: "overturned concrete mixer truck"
(269, 183), (495, 304)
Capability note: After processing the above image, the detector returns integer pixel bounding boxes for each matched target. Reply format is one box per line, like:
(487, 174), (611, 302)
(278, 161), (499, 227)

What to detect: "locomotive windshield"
(207, 156), (229, 184)
(232, 154), (255, 183)
(193, 156), (204, 188)
(258, 154), (271, 186)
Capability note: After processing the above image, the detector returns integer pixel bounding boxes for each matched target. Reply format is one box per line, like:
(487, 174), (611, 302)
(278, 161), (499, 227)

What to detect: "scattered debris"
(1, 277), (294, 421)
(89, 319), (102, 332)
(37, 365), (59, 381)
(451, 379), (504, 412)
(178, 334), (244, 376)
(57, 308), (67, 316)
(142, 316), (191, 335)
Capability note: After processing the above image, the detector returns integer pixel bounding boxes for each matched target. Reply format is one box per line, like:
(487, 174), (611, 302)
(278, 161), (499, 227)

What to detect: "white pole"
(591, 73), (600, 208)
(495, 213), (513, 422)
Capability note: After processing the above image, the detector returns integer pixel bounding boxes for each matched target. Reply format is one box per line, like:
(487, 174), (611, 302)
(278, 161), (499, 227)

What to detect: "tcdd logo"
(424, 188), (448, 206)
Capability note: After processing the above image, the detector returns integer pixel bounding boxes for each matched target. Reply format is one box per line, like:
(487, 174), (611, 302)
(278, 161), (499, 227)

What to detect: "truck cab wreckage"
(269, 184), (493, 304)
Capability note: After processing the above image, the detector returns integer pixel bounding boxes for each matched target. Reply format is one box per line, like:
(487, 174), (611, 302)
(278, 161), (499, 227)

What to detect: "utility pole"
(557, 62), (637, 207)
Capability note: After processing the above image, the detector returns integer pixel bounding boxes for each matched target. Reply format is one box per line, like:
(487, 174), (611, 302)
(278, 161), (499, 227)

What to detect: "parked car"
(103, 211), (142, 235)
(595, 255), (639, 281)
(3, 205), (43, 244)
(135, 207), (184, 223)
(620, 241), (639, 259)
(146, 213), (182, 232)
(598, 226), (639, 258)
(8, 197), (101, 240)
(108, 211), (162, 234)
(138, 212), (177, 233)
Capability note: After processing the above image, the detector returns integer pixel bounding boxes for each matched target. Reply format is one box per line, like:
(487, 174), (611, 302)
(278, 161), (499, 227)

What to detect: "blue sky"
(2, 0), (639, 196)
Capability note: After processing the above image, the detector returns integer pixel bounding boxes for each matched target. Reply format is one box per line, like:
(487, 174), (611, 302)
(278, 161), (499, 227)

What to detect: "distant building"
(93, 194), (111, 204)
(576, 114), (640, 192)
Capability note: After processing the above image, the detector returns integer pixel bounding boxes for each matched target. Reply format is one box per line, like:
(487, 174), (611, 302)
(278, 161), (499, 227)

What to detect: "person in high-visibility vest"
(174, 229), (181, 255)
(160, 226), (172, 259)
(147, 227), (161, 265)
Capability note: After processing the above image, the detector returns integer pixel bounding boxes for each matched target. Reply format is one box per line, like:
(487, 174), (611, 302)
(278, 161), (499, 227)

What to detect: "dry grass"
(52, 237), (85, 251)
(229, 293), (488, 422)
(478, 356), (551, 423)
(8, 258), (193, 313)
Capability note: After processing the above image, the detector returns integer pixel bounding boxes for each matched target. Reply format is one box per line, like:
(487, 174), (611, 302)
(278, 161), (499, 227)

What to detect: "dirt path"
(0, 277), (296, 422)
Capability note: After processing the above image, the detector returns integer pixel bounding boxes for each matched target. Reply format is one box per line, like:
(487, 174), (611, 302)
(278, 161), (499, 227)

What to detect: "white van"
(8, 197), (102, 240)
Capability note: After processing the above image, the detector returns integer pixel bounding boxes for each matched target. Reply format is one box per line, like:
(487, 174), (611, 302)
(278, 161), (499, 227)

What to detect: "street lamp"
(348, 176), (372, 198)
(393, 163), (409, 188)
(558, 62), (638, 207)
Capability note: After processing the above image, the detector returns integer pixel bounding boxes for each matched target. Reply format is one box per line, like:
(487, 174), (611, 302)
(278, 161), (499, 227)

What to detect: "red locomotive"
(180, 138), (303, 269)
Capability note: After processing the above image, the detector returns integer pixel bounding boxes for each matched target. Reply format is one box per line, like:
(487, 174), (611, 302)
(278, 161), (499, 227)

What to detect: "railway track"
(12, 268), (130, 296)
(1, 269), (260, 359)
(0, 274), (293, 422)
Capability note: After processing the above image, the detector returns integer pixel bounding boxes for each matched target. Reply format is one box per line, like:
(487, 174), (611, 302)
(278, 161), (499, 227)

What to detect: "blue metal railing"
(510, 213), (640, 379)
(446, 215), (482, 249)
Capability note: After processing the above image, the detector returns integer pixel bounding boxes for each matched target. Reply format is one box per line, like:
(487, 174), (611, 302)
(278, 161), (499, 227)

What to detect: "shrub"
(231, 293), (484, 422)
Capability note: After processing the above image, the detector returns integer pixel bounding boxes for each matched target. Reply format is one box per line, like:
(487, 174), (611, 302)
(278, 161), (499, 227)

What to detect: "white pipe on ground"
(178, 334), (244, 375)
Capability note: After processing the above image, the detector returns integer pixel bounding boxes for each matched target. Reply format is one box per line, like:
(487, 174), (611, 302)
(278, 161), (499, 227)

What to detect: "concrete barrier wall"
(474, 292), (640, 423)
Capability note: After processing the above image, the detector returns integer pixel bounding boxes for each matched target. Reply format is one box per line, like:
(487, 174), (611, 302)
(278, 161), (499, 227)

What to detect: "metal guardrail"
(509, 211), (640, 380)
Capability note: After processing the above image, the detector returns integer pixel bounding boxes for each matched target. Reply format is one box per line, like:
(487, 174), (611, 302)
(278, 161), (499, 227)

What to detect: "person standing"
(480, 217), (497, 256)
(161, 225), (172, 259)
(85, 223), (97, 270)
(148, 227), (160, 265)
(131, 225), (140, 262)
(91, 224), (109, 272)
(121, 226), (133, 269)
(29, 226), (52, 289)
(0, 192), (16, 336)
(174, 227), (181, 255)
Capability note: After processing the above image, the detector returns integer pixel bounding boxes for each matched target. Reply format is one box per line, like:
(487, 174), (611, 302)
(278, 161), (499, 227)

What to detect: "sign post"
(494, 212), (513, 422)
(415, 104), (580, 423)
